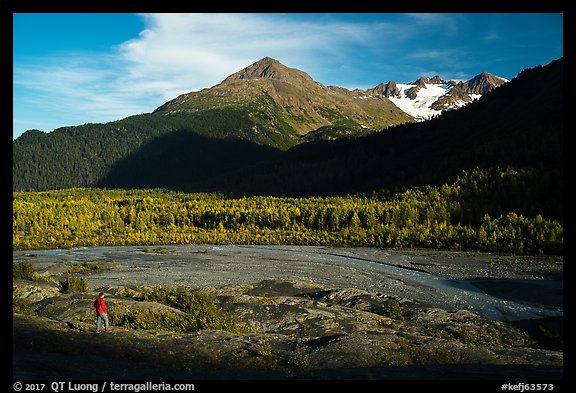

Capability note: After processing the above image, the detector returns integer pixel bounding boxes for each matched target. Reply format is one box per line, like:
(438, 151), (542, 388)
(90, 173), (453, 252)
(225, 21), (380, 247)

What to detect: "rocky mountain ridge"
(363, 70), (508, 120)
(158, 56), (508, 123)
(154, 57), (413, 140)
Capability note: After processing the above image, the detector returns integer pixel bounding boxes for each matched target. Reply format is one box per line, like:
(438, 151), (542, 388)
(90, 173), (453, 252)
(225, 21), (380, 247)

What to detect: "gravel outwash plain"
(12, 245), (564, 382)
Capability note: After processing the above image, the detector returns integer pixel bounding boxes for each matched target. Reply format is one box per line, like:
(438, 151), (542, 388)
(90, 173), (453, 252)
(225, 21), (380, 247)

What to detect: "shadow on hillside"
(97, 129), (281, 192)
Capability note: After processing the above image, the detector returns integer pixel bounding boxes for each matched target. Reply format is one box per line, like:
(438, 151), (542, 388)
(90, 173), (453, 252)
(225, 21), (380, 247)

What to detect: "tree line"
(13, 167), (562, 255)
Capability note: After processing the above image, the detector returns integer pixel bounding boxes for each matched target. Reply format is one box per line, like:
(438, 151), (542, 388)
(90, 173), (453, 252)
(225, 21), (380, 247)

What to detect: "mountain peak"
(258, 56), (280, 65)
(222, 57), (314, 84)
(463, 71), (509, 94)
(411, 75), (445, 86)
(239, 57), (282, 76)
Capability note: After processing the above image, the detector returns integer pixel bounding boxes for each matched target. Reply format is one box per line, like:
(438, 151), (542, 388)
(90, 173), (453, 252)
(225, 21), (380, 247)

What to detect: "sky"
(12, 13), (564, 140)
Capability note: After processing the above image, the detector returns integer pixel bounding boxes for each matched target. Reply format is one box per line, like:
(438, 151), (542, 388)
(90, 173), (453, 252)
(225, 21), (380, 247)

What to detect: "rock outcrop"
(13, 277), (562, 380)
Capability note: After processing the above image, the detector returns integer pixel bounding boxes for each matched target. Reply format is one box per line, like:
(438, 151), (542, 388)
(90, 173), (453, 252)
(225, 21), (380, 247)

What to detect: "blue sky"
(13, 13), (563, 140)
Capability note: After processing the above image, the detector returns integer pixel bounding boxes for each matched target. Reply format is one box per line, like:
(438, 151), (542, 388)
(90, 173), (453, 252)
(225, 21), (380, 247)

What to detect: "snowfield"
(390, 83), (451, 120)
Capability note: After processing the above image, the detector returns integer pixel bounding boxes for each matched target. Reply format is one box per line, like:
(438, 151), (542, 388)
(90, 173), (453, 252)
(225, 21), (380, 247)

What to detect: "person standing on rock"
(93, 292), (109, 333)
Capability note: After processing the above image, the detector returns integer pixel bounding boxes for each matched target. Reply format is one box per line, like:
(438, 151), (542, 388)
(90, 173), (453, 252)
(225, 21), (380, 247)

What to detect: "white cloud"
(403, 13), (462, 36)
(14, 55), (151, 126)
(115, 13), (385, 95)
(407, 49), (457, 60)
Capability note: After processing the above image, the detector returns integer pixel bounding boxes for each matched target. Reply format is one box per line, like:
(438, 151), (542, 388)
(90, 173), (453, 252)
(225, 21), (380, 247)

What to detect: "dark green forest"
(12, 107), (288, 192)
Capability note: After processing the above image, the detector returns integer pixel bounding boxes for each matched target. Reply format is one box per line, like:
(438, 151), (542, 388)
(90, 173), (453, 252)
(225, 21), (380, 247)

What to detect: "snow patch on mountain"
(359, 71), (508, 121)
(388, 83), (452, 120)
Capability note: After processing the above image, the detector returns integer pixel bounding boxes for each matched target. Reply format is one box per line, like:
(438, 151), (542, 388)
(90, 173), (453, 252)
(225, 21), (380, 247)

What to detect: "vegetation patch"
(383, 299), (405, 321)
(424, 323), (503, 348)
(13, 297), (35, 315)
(60, 277), (90, 294)
(65, 261), (104, 273)
(116, 285), (252, 333)
(111, 308), (195, 333)
(13, 260), (38, 281)
(142, 247), (175, 254)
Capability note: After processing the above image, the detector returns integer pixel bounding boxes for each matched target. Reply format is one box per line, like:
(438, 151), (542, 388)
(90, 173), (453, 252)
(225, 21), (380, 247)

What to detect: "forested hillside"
(12, 109), (285, 192)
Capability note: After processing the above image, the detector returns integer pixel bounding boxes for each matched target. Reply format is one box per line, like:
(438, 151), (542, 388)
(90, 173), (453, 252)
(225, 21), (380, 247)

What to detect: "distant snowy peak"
(363, 72), (508, 121)
(390, 82), (454, 120)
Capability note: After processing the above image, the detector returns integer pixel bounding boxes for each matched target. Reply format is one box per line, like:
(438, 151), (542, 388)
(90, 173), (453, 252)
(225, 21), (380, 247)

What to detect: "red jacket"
(94, 297), (107, 314)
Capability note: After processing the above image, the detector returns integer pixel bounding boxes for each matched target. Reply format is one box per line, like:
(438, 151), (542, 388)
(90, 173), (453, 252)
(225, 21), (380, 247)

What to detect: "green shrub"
(13, 296), (36, 315)
(13, 261), (37, 280)
(120, 285), (250, 333)
(383, 299), (404, 321)
(65, 262), (104, 273)
(424, 324), (503, 347)
(286, 346), (311, 371)
(60, 277), (90, 293)
(453, 325), (502, 347)
(110, 308), (194, 332)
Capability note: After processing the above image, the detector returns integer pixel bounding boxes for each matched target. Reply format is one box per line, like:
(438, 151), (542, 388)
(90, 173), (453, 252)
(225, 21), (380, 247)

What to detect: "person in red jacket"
(93, 292), (109, 333)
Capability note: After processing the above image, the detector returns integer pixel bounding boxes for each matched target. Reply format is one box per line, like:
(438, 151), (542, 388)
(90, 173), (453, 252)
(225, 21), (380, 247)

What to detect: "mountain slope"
(199, 58), (562, 219)
(154, 57), (413, 140)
